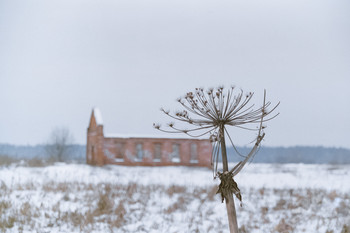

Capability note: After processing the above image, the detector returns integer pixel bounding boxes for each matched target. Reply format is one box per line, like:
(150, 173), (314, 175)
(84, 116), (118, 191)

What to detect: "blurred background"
(0, 1), (349, 232)
(1, 0), (349, 149)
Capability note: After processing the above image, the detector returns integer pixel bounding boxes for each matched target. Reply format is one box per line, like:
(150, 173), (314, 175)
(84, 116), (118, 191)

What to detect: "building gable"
(88, 108), (103, 129)
(86, 108), (212, 167)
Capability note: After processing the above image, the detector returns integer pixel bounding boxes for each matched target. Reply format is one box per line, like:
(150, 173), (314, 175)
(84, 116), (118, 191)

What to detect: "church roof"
(93, 108), (103, 125)
(104, 133), (208, 140)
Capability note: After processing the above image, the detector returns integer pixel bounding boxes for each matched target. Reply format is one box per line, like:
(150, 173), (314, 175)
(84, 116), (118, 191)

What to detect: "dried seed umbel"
(154, 86), (279, 176)
(154, 85), (279, 233)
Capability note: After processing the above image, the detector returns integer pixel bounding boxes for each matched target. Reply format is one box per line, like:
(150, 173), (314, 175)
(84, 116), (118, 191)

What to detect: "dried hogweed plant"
(154, 86), (279, 233)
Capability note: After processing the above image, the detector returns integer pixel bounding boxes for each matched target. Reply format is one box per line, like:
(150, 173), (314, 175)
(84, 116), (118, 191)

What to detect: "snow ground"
(0, 163), (349, 232)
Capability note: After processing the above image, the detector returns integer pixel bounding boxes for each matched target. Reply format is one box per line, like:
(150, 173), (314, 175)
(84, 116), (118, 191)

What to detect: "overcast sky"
(1, 0), (349, 148)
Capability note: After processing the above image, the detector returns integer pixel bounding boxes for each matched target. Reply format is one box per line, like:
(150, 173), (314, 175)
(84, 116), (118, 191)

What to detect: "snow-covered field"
(0, 163), (349, 232)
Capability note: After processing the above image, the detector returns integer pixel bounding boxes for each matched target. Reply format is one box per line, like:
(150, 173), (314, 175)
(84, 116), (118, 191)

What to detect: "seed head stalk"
(219, 125), (239, 233)
(154, 86), (279, 233)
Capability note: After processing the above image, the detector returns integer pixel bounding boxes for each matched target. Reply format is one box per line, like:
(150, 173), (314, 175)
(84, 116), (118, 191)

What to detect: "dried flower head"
(154, 86), (279, 175)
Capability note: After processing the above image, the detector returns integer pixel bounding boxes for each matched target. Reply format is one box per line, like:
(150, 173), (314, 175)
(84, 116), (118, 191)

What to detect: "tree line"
(1, 144), (350, 164)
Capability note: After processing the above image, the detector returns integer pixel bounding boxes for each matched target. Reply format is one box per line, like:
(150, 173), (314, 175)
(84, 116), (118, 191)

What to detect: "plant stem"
(220, 126), (239, 233)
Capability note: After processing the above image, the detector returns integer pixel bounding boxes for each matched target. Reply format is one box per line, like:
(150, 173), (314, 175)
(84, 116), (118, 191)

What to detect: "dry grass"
(0, 177), (349, 232)
(0, 200), (15, 231)
(0, 155), (19, 166)
(0, 155), (72, 167)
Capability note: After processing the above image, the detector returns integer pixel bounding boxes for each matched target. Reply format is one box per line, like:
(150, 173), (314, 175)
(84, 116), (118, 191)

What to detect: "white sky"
(1, 0), (349, 148)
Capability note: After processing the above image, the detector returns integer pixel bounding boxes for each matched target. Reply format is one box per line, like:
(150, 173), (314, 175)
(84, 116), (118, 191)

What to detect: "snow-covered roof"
(104, 133), (208, 140)
(93, 108), (103, 125)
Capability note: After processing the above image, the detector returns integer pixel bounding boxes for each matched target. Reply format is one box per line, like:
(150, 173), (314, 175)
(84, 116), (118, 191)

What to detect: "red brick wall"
(102, 137), (212, 167)
(86, 109), (212, 167)
(86, 110), (105, 166)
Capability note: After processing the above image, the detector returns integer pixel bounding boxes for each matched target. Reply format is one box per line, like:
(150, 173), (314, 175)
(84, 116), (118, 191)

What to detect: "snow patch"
(93, 107), (103, 125)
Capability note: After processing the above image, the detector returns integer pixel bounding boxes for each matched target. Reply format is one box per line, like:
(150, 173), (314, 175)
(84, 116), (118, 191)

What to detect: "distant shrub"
(342, 224), (350, 233)
(0, 155), (19, 166)
(95, 185), (114, 215)
(26, 157), (48, 167)
(0, 216), (15, 229)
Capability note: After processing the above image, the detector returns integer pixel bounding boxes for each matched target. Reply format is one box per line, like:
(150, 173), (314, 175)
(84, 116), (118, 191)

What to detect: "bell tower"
(86, 108), (105, 165)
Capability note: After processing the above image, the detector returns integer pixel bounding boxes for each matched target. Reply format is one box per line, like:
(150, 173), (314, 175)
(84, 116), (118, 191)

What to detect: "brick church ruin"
(86, 108), (212, 167)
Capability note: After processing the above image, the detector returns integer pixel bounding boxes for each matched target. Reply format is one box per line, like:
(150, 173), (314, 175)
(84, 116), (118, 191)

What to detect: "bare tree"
(45, 127), (74, 162)
(154, 86), (279, 233)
